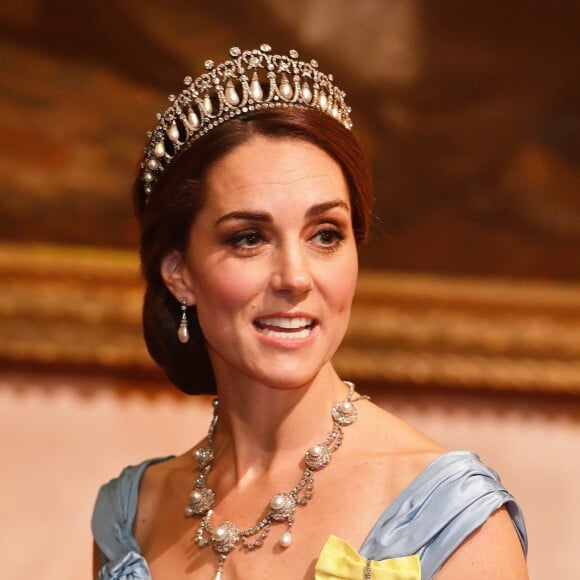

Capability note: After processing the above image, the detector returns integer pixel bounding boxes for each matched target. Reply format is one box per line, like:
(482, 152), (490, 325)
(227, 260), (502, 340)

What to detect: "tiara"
(140, 44), (353, 200)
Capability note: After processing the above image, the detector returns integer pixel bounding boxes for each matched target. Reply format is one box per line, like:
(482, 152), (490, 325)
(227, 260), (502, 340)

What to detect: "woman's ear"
(160, 250), (196, 305)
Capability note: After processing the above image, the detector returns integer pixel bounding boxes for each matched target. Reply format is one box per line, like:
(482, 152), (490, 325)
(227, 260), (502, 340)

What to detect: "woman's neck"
(210, 364), (348, 484)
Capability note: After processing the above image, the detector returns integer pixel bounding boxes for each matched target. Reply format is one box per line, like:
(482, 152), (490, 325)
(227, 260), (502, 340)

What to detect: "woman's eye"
(313, 228), (345, 247)
(228, 231), (264, 249)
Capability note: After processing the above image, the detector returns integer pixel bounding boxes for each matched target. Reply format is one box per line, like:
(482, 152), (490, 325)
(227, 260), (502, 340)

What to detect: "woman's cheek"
(203, 267), (262, 309)
(326, 255), (358, 307)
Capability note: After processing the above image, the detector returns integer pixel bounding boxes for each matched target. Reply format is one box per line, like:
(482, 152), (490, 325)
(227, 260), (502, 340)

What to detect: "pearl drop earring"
(178, 297), (190, 344)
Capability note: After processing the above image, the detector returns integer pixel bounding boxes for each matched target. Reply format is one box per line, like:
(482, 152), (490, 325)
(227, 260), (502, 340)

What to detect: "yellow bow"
(314, 535), (421, 580)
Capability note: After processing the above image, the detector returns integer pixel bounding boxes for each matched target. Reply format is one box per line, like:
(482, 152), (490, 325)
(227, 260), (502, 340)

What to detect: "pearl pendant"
(178, 323), (189, 344)
(279, 75), (293, 99)
(250, 72), (263, 101)
(213, 571), (223, 580)
(153, 141), (165, 158)
(203, 94), (213, 114)
(318, 91), (328, 112)
(187, 108), (200, 129)
(146, 158), (159, 170)
(279, 531), (293, 548)
(301, 81), (312, 104)
(225, 81), (240, 106)
(167, 123), (180, 143)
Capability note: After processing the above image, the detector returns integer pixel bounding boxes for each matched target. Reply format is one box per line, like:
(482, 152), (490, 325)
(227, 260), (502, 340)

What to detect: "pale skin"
(94, 136), (528, 578)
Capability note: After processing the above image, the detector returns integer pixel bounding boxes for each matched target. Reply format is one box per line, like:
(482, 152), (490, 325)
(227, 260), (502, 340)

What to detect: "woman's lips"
(253, 316), (317, 340)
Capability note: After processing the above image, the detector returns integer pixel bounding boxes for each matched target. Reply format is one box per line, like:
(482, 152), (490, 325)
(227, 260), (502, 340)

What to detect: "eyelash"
(227, 230), (265, 251)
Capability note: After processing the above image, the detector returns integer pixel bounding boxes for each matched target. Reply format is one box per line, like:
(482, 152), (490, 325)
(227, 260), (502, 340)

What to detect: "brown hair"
(134, 107), (373, 395)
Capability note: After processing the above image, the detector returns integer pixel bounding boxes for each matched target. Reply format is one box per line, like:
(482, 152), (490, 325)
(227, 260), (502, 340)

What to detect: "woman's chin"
(247, 359), (335, 392)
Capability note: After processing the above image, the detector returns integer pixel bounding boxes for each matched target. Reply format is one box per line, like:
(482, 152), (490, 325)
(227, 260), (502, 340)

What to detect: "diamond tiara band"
(140, 44), (353, 201)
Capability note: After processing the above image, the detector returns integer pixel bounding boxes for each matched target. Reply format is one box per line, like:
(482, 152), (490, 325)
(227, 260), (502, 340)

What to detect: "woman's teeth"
(254, 317), (315, 339)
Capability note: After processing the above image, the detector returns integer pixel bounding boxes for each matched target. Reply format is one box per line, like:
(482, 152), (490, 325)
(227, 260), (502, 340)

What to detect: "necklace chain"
(184, 381), (367, 579)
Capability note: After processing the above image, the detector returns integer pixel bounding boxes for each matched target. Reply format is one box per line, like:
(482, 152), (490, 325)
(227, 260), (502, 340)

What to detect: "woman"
(92, 45), (528, 579)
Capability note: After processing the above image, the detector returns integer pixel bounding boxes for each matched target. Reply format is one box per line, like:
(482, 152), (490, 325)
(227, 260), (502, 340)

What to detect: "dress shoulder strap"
(91, 457), (173, 564)
(359, 450), (527, 579)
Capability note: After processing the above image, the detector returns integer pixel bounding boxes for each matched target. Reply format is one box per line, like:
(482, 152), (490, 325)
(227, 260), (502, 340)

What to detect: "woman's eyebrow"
(215, 211), (272, 226)
(305, 200), (350, 218)
(215, 200), (349, 226)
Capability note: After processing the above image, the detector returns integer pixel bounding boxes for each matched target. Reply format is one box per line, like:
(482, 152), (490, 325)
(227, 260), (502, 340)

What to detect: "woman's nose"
(270, 243), (312, 296)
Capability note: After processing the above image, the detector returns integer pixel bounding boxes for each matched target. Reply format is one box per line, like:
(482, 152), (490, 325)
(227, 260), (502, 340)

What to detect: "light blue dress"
(92, 450), (527, 579)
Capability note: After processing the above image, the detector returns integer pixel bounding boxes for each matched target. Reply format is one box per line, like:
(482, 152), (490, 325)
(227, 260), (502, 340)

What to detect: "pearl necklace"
(185, 381), (366, 579)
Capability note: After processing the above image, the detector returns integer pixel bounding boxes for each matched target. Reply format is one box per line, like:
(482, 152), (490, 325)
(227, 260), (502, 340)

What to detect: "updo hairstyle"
(133, 108), (373, 395)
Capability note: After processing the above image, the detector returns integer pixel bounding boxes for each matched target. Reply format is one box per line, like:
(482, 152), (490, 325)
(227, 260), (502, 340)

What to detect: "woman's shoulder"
(353, 402), (528, 578)
(92, 457), (174, 528)
(91, 456), (174, 571)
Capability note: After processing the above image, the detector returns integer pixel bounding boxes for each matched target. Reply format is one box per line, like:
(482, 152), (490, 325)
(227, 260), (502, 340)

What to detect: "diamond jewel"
(332, 400), (358, 426)
(210, 521), (240, 554)
(187, 487), (215, 515)
(195, 446), (214, 469)
(268, 493), (296, 521)
(229, 46), (241, 57)
(305, 443), (332, 470)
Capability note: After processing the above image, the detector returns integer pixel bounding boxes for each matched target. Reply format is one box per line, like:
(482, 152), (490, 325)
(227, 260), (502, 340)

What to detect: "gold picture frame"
(2, 242), (578, 394)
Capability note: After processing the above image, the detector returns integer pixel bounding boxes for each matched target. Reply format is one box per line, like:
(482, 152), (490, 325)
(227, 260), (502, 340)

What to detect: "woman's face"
(170, 135), (358, 389)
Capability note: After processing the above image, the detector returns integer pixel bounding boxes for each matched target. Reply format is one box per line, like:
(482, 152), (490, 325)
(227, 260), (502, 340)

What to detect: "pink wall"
(1, 371), (578, 578)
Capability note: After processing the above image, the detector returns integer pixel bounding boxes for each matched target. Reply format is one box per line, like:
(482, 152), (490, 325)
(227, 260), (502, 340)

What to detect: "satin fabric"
(92, 457), (171, 579)
(98, 551), (150, 580)
(358, 451), (527, 578)
(92, 451), (527, 579)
